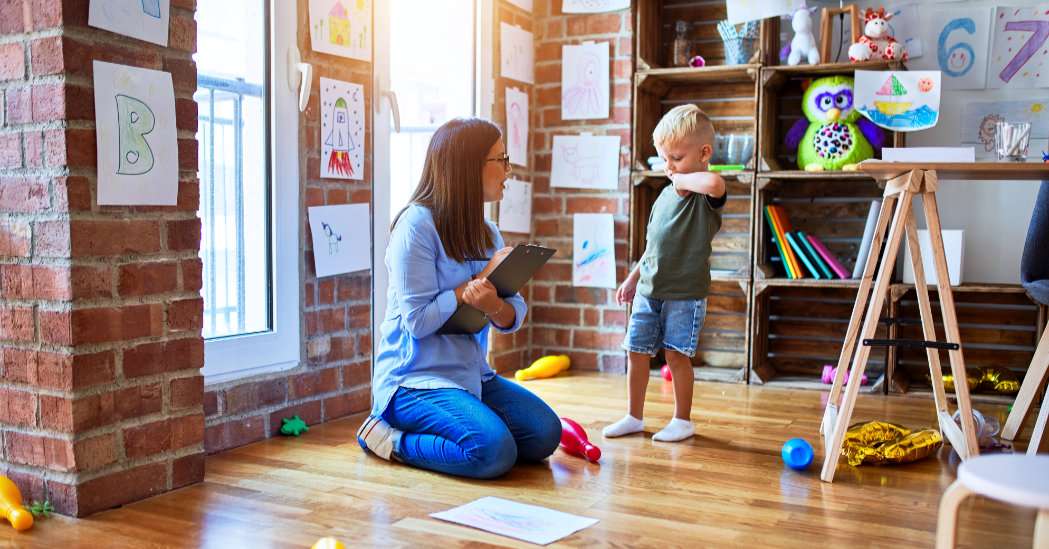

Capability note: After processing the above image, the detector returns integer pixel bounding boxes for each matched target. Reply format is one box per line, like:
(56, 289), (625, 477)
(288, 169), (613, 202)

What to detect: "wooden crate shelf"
(753, 175), (884, 282)
(635, 1), (776, 70)
(887, 285), (1044, 401)
(757, 61), (906, 173)
(749, 285), (887, 390)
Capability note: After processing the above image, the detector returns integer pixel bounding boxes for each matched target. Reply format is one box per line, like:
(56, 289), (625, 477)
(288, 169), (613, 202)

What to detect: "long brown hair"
(392, 118), (499, 262)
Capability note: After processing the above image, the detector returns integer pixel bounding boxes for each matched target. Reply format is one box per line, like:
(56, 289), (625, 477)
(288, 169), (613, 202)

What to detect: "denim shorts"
(622, 294), (707, 357)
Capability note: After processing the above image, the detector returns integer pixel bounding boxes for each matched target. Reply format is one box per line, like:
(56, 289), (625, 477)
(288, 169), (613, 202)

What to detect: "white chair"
(936, 454), (1049, 548)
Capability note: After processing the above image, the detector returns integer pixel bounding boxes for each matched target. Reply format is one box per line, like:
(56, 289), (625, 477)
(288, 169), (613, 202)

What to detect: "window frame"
(201, 0), (301, 383)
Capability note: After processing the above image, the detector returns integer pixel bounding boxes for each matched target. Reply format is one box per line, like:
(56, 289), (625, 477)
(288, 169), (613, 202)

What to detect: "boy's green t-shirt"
(637, 185), (726, 300)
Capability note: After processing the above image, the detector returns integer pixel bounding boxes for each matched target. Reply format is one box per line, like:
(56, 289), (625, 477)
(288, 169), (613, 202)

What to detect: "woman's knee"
(517, 406), (563, 462)
(464, 430), (518, 479)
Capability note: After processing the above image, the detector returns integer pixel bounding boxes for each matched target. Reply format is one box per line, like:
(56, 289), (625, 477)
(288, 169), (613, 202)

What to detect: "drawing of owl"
(784, 75), (885, 171)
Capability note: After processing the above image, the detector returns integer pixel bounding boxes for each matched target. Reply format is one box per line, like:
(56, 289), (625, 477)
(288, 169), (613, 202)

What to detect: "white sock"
(602, 414), (644, 438)
(653, 418), (694, 442)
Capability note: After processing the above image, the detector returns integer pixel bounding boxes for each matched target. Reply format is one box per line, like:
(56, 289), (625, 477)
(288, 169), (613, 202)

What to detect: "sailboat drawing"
(857, 71), (940, 132)
(873, 74), (912, 115)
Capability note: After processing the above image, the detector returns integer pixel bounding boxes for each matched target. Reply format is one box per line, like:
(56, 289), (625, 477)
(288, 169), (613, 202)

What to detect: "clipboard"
(437, 244), (556, 335)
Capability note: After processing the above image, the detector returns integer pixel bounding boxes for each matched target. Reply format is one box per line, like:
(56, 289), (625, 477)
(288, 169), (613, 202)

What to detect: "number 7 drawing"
(998, 19), (1049, 83)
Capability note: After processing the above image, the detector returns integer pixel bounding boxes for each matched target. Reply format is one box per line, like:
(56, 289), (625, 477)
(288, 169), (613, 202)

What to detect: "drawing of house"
(328, 2), (350, 47)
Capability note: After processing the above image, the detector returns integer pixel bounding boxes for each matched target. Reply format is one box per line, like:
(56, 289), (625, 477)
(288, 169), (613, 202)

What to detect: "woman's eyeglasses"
(486, 153), (511, 171)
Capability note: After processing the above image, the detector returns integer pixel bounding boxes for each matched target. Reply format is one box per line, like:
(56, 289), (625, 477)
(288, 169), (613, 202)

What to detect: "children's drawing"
(115, 95), (156, 175)
(430, 497), (599, 546)
(93, 61), (177, 205)
(855, 70), (940, 132)
(988, 7), (1049, 89)
(562, 0), (629, 14)
(500, 23), (534, 84)
(505, 87), (529, 167)
(309, 0), (372, 62)
(551, 134), (620, 190)
(320, 77), (365, 180)
(962, 100), (1049, 152)
(89, 0), (171, 46)
(561, 42), (610, 120)
(573, 214), (616, 289)
(321, 222), (342, 255)
(498, 179), (532, 234)
(911, 7), (991, 90)
(507, 0), (532, 12)
(308, 204), (370, 277)
(724, 0), (792, 25)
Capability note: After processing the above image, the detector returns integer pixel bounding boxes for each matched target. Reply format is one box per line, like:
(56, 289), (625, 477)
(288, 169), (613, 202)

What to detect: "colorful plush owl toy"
(785, 75), (886, 171)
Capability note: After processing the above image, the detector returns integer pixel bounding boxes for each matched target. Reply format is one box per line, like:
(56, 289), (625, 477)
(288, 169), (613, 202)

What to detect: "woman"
(357, 118), (562, 479)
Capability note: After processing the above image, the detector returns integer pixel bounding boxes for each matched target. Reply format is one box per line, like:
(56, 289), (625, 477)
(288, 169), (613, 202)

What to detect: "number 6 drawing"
(938, 18), (976, 77)
(998, 19), (1049, 83)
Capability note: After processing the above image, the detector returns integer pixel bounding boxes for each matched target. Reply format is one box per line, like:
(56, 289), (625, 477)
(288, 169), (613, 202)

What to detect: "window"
(194, 0), (300, 382)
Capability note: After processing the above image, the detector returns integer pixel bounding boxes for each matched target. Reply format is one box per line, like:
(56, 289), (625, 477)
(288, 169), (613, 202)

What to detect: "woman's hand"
(462, 278), (503, 315)
(477, 246), (513, 279)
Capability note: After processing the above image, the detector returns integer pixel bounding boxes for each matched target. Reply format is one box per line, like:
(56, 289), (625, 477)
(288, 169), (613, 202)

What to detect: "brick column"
(0, 0), (204, 516)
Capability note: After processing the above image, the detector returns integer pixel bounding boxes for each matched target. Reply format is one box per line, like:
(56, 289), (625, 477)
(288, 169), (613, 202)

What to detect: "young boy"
(603, 104), (726, 442)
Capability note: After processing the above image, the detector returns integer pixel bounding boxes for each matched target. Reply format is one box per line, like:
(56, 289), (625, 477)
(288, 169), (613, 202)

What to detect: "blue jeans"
(382, 375), (562, 479)
(623, 294), (707, 357)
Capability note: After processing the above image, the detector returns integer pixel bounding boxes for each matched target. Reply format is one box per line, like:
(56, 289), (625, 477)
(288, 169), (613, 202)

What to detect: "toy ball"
(688, 55), (706, 68)
(660, 364), (673, 381)
(781, 438), (814, 471)
(311, 537), (346, 549)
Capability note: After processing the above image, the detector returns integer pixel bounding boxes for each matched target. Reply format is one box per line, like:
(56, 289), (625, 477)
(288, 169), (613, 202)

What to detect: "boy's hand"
(615, 276), (638, 306)
(477, 246), (513, 279)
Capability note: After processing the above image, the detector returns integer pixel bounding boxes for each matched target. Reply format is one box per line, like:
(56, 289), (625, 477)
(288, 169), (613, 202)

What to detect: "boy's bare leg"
(653, 350), (695, 442)
(603, 351), (650, 438)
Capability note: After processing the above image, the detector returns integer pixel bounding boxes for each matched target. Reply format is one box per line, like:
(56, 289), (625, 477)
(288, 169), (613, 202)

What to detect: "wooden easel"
(1002, 322), (1049, 455)
(819, 162), (1049, 482)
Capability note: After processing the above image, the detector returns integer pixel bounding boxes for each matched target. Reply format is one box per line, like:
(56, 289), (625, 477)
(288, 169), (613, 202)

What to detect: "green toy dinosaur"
(280, 415), (309, 437)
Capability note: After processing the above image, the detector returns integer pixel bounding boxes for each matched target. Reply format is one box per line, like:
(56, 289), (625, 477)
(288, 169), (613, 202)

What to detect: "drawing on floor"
(561, 42), (610, 120)
(320, 77), (365, 180)
(309, 0), (372, 61)
(89, 0), (171, 46)
(93, 60), (178, 205)
(308, 203), (370, 277)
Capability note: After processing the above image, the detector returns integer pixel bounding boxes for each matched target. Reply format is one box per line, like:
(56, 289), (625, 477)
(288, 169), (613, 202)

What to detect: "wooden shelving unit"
(629, 2), (1044, 394)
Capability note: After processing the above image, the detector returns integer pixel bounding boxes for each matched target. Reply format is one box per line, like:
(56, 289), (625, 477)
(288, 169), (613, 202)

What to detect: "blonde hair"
(652, 104), (715, 149)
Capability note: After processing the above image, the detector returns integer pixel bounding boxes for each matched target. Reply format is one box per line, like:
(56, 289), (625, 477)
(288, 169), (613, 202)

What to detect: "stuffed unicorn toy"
(848, 7), (907, 62)
(787, 8), (820, 66)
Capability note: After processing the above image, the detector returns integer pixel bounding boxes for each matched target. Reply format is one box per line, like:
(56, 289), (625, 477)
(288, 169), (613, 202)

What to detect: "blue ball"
(781, 438), (814, 471)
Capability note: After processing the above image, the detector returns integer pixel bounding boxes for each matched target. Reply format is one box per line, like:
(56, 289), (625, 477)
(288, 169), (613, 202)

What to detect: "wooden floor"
(1, 374), (1040, 548)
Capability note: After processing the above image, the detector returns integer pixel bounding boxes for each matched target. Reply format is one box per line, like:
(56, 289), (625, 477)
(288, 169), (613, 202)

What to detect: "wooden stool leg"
(821, 189), (913, 482)
(1035, 509), (1049, 549)
(1029, 390), (1049, 455)
(1003, 322), (1049, 441)
(822, 196), (897, 436)
(904, 216), (950, 418)
(922, 191), (980, 458)
(936, 480), (973, 549)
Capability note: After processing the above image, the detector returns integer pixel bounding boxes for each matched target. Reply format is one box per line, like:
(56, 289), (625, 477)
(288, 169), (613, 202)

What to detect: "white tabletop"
(957, 454), (1049, 508)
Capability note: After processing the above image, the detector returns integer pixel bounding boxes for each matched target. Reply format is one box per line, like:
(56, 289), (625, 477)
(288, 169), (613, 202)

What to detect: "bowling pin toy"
(0, 476), (33, 532)
(515, 355), (570, 381)
(559, 417), (601, 463)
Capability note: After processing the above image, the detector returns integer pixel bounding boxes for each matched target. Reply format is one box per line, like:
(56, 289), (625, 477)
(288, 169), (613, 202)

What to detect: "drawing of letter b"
(116, 94), (156, 176)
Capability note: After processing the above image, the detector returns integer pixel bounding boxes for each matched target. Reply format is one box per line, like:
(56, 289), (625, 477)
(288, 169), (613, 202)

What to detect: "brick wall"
(202, 0), (373, 454)
(489, 0), (536, 374)
(525, 0), (633, 373)
(0, 0), (204, 516)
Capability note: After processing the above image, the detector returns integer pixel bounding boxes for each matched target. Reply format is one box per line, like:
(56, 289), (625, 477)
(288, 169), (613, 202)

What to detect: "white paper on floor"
(430, 496), (599, 546)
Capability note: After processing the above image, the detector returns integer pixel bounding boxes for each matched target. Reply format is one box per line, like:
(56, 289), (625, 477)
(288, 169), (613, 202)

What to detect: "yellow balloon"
(311, 537), (346, 549)
(515, 355), (570, 381)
